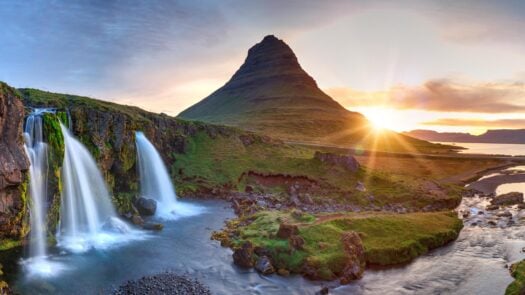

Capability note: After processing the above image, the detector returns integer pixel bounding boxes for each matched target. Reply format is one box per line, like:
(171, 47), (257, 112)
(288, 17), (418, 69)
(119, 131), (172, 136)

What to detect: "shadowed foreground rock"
(112, 272), (211, 295)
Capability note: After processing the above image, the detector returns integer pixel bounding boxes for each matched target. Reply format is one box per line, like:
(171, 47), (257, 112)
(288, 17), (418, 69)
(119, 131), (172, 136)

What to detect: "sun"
(362, 108), (393, 132)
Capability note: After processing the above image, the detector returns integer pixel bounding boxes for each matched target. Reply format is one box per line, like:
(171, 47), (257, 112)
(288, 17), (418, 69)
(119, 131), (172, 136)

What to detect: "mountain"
(405, 129), (525, 144)
(179, 35), (447, 153)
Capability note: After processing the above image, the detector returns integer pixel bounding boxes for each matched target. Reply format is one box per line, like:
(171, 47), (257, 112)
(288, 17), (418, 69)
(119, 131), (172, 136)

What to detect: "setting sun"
(358, 107), (396, 131)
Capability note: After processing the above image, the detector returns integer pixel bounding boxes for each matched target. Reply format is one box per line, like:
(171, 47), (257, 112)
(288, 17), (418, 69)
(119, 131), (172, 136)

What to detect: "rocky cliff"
(0, 83), (29, 241)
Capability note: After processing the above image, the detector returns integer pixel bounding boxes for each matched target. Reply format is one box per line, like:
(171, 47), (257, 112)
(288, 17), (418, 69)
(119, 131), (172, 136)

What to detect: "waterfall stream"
(22, 109), (52, 276)
(58, 123), (139, 253)
(135, 131), (202, 219)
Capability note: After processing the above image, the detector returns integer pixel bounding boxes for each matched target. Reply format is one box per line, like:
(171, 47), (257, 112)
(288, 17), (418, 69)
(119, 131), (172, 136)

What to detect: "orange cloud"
(326, 79), (525, 113)
(422, 118), (525, 128)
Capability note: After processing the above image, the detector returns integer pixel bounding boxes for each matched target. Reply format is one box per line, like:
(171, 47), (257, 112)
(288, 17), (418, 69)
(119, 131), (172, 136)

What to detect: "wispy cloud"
(327, 79), (525, 113)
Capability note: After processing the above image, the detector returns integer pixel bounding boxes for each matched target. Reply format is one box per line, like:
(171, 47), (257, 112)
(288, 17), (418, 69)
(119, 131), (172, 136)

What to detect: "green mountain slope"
(178, 35), (449, 153)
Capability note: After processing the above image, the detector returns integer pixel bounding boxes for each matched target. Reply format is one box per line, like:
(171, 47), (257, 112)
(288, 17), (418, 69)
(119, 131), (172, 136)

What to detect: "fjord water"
(58, 123), (137, 253)
(135, 131), (202, 219)
(22, 110), (51, 275)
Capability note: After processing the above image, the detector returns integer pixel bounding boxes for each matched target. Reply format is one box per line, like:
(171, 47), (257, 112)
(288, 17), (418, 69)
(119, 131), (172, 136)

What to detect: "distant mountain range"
(178, 35), (450, 153)
(404, 129), (525, 144)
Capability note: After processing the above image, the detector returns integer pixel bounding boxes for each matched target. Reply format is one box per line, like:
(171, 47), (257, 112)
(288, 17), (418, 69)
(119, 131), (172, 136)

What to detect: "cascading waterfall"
(58, 123), (136, 253)
(23, 109), (50, 264)
(135, 131), (202, 219)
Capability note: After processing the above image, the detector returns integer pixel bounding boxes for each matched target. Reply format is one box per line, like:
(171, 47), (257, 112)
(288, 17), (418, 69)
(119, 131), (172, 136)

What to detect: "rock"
(314, 151), (360, 172)
(143, 222), (163, 231)
(339, 231), (366, 284)
(316, 287), (330, 295)
(0, 83), (30, 240)
(289, 194), (301, 207)
(491, 192), (524, 206)
(131, 214), (144, 226)
(488, 220), (497, 226)
(478, 211), (485, 215)
(277, 223), (299, 239)
(355, 181), (366, 192)
(254, 256), (275, 275)
(462, 210), (470, 218)
(135, 197), (157, 216)
(289, 235), (305, 250)
(486, 204), (499, 211)
(496, 211), (512, 218)
(232, 241), (254, 268)
(518, 203), (525, 210)
(277, 268), (290, 276)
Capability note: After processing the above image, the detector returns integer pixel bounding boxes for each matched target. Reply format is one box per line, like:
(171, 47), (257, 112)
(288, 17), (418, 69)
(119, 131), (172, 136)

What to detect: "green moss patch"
(224, 210), (462, 280)
(506, 260), (525, 295)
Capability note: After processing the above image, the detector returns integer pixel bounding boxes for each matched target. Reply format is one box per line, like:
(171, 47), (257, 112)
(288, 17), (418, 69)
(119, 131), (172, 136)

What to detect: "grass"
(507, 260), (525, 295)
(226, 210), (462, 280)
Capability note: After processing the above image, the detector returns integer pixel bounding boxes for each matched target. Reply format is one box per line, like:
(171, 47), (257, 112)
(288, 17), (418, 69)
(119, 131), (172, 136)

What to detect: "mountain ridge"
(405, 129), (525, 144)
(179, 35), (447, 152)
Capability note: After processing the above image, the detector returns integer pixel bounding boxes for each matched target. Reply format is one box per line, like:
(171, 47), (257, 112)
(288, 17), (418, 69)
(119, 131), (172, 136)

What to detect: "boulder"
(496, 211), (513, 218)
(277, 223), (299, 239)
(143, 222), (163, 231)
(289, 235), (305, 250)
(314, 151), (360, 172)
(491, 192), (524, 206)
(131, 214), (144, 226)
(486, 204), (499, 211)
(355, 181), (366, 192)
(339, 231), (366, 284)
(254, 256), (275, 275)
(135, 197), (157, 216)
(232, 241), (254, 268)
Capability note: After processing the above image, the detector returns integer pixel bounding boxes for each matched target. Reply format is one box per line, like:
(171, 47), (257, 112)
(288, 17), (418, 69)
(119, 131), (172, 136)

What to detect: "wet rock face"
(135, 197), (157, 216)
(491, 192), (523, 206)
(0, 83), (29, 239)
(340, 231), (366, 284)
(314, 152), (360, 172)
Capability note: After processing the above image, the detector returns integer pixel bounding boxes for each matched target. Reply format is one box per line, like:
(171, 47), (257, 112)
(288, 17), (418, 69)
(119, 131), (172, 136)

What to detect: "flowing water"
(135, 131), (202, 219)
(11, 134), (525, 294)
(22, 109), (51, 276)
(58, 123), (141, 254)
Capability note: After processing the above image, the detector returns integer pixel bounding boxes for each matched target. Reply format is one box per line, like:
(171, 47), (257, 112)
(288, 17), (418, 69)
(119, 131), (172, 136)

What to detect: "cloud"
(422, 118), (525, 128)
(327, 79), (525, 113)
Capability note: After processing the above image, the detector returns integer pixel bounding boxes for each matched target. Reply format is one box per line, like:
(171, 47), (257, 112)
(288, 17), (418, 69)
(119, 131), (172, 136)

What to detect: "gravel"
(112, 272), (211, 295)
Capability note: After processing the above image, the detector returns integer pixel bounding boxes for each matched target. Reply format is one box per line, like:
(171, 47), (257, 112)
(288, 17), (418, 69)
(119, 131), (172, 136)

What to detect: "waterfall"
(135, 131), (202, 219)
(24, 109), (50, 259)
(58, 123), (134, 253)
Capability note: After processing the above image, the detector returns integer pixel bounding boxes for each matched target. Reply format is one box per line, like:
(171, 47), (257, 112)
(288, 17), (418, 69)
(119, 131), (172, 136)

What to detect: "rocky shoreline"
(111, 272), (211, 295)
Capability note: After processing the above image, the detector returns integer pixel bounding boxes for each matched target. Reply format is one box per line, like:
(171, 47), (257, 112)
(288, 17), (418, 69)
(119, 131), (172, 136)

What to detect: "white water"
(135, 131), (203, 219)
(22, 109), (54, 276)
(58, 123), (141, 253)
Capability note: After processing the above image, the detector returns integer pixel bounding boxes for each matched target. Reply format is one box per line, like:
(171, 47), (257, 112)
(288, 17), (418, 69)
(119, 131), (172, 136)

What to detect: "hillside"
(178, 35), (451, 153)
(405, 129), (525, 144)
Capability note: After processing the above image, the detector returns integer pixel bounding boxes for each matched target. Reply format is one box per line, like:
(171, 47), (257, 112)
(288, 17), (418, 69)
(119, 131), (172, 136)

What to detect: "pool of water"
(10, 199), (323, 295)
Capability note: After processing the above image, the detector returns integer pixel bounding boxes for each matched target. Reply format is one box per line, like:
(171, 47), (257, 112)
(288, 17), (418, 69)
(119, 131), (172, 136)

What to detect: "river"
(8, 168), (525, 294)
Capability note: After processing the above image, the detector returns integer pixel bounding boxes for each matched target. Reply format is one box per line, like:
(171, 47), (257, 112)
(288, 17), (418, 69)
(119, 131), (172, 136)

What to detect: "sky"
(1, 0), (525, 134)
